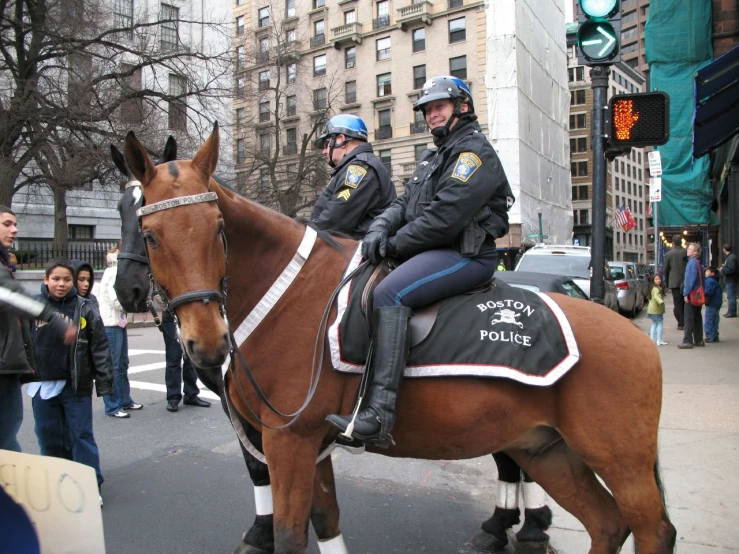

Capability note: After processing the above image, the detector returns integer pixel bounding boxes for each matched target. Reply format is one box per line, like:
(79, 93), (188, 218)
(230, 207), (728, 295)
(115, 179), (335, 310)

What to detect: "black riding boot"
(326, 306), (412, 447)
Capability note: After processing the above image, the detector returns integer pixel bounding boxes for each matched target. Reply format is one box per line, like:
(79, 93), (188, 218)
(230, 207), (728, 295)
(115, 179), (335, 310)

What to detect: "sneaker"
(125, 403), (143, 410)
(99, 495), (103, 507)
(677, 343), (693, 349)
(107, 410), (130, 418)
(657, 341), (669, 346)
(723, 314), (737, 318)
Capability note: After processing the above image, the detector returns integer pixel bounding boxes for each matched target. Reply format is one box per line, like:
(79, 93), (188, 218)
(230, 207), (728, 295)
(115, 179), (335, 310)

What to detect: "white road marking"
(129, 349), (166, 356)
(129, 362), (166, 374)
(128, 381), (220, 401)
(126, 349), (220, 400)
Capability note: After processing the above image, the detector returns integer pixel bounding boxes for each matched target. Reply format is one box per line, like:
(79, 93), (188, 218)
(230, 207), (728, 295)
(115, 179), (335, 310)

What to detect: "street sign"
(649, 177), (662, 202)
(648, 151), (662, 176)
(573, 238), (581, 245)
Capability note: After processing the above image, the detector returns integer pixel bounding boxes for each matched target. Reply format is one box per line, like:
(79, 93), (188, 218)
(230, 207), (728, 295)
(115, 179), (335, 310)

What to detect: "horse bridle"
(116, 181), (150, 267)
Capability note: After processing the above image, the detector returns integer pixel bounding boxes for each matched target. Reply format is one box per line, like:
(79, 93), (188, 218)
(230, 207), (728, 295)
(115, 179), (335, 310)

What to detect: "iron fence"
(11, 241), (119, 270)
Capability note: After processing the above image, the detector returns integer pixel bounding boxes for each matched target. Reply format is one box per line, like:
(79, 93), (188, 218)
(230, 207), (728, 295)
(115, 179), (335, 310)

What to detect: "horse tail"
(634, 455), (676, 554)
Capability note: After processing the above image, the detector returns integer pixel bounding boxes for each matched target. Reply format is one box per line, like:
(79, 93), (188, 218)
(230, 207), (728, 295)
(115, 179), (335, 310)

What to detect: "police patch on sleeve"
(344, 165), (367, 189)
(451, 152), (483, 183)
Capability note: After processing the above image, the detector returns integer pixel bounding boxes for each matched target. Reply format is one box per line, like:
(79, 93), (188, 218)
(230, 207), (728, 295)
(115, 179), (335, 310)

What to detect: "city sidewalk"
(544, 294), (739, 553)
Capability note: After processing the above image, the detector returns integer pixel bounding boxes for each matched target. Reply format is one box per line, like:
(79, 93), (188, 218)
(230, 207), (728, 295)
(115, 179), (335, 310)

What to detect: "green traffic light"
(577, 20), (619, 61)
(579, 0), (619, 18)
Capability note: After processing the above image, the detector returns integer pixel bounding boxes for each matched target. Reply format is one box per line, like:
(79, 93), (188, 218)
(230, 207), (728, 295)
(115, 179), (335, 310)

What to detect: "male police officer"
(311, 115), (395, 239)
(326, 76), (514, 446)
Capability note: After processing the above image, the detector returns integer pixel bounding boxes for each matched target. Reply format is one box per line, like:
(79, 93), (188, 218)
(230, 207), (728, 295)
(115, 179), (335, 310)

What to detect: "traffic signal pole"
(590, 65), (610, 304)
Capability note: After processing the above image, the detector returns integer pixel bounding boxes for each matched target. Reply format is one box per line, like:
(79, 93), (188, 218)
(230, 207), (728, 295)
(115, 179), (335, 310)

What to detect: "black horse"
(109, 139), (553, 554)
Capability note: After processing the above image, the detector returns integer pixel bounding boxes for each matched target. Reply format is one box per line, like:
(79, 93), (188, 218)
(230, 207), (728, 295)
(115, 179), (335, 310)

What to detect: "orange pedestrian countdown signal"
(608, 92), (670, 147)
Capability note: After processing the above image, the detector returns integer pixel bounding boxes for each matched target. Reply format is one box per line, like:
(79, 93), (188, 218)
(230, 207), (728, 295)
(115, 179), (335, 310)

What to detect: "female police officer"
(326, 76), (514, 446)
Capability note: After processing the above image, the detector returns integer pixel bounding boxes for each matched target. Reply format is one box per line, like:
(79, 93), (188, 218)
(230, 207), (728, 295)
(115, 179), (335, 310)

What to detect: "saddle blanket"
(328, 246), (580, 386)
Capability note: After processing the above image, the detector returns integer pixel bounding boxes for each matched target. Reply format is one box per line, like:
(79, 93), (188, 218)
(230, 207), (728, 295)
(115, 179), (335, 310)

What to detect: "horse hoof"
(232, 542), (272, 554)
(514, 540), (550, 554)
(469, 529), (507, 552)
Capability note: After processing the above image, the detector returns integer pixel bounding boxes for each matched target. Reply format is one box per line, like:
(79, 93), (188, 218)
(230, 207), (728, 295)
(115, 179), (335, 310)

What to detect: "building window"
(449, 55), (467, 79)
(345, 80), (356, 104)
(377, 73), (392, 97)
(313, 19), (325, 41)
(168, 73), (187, 131)
(579, 209), (589, 224)
(570, 137), (587, 153)
(414, 143), (427, 161)
(313, 87), (327, 110)
(286, 95), (297, 116)
(236, 107), (246, 127)
(379, 149), (392, 175)
(344, 9), (356, 24)
(236, 172), (247, 192)
(235, 46), (245, 70)
(374, 0), (390, 28)
(285, 127), (298, 154)
(258, 36), (269, 62)
(313, 0), (325, 8)
(345, 47), (356, 68)
(236, 139), (246, 163)
(236, 15), (244, 36)
(286, 28), (296, 43)
(568, 67), (585, 81)
(569, 113), (586, 129)
(286, 0), (295, 17)
(412, 28), (425, 52)
(236, 76), (245, 97)
(259, 70), (270, 91)
(259, 133), (271, 156)
(376, 37), (391, 61)
(287, 63), (297, 83)
(578, 185), (588, 200)
(160, 4), (179, 52)
(258, 6), (270, 27)
(120, 63), (142, 125)
(68, 225), (94, 240)
(570, 89), (586, 105)
(571, 161), (588, 177)
(449, 17), (466, 43)
(314, 54), (327, 76)
(114, 0), (133, 35)
(377, 109), (392, 139)
(413, 65), (426, 90)
(259, 101), (270, 122)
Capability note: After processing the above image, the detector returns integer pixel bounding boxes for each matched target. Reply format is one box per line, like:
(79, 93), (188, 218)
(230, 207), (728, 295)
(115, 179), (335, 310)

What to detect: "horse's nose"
(186, 335), (230, 369)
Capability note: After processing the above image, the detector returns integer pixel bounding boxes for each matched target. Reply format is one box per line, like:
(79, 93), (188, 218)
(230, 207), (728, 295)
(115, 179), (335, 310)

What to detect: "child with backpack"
(647, 273), (668, 346)
(704, 266), (723, 343)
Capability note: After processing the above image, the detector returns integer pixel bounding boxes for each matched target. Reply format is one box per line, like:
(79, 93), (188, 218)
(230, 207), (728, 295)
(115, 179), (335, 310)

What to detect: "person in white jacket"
(96, 249), (143, 418)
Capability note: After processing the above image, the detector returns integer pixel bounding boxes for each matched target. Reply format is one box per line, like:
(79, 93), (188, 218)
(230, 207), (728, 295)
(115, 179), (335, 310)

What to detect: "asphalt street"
(14, 298), (739, 553)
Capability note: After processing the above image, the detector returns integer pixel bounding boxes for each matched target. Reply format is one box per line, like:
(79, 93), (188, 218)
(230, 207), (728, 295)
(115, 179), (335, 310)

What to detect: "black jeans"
(671, 288), (685, 327)
(683, 302), (703, 344)
(162, 320), (200, 403)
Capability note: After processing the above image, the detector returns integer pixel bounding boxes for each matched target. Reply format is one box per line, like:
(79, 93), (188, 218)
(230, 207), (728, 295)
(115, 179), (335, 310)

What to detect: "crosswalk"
(127, 349), (221, 400)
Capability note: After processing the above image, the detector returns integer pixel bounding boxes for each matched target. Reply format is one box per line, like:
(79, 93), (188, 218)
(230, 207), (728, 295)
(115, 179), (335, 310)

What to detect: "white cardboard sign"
(649, 178), (662, 202)
(648, 151), (662, 176)
(0, 450), (106, 554)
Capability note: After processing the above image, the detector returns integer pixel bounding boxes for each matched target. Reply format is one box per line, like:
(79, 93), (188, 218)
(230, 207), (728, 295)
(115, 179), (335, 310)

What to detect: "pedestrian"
(97, 247), (142, 418)
(678, 242), (704, 349)
(647, 273), (668, 346)
(0, 206), (76, 452)
(8, 251), (17, 272)
(161, 309), (211, 412)
(704, 266), (722, 343)
(662, 235), (687, 330)
(497, 259), (507, 272)
(28, 257), (113, 503)
(326, 75), (514, 445)
(720, 244), (737, 318)
(74, 259), (98, 310)
(312, 114), (396, 239)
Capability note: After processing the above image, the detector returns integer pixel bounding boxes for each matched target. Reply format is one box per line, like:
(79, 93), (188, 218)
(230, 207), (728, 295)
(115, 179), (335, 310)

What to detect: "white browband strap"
(136, 191), (218, 217)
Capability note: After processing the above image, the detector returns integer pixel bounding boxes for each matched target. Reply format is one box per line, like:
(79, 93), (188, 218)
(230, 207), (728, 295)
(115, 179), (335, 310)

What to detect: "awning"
(694, 45), (739, 159)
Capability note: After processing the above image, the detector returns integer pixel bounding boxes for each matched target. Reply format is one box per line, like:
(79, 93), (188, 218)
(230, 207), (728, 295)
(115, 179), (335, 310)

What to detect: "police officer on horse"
(326, 76), (515, 446)
(311, 115), (396, 239)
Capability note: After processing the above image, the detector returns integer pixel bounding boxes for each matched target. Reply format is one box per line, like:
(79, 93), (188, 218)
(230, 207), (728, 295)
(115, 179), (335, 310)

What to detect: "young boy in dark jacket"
(29, 258), (114, 495)
(704, 266), (723, 342)
(73, 259), (98, 310)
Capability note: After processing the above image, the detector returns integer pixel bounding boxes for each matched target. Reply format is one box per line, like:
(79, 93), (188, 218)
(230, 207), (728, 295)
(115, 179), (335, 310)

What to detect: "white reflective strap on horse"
(136, 192), (218, 217)
(124, 180), (141, 189)
(317, 534), (349, 554)
(253, 485), (273, 516)
(221, 225), (318, 377)
(496, 482), (519, 509)
(522, 481), (548, 510)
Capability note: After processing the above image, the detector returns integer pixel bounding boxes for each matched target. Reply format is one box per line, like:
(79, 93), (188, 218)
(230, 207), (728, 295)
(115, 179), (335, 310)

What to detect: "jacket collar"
(332, 142), (375, 176)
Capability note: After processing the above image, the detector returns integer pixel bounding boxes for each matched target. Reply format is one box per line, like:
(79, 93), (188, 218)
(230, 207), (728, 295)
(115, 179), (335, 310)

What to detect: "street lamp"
(536, 206), (544, 243)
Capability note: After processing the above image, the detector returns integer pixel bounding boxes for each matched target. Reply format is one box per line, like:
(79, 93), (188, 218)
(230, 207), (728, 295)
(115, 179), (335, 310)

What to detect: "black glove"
(362, 230), (389, 265)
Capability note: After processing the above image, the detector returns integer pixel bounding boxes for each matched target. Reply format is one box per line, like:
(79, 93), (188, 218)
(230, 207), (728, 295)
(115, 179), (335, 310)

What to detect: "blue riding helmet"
(414, 76), (474, 113)
(314, 114), (368, 149)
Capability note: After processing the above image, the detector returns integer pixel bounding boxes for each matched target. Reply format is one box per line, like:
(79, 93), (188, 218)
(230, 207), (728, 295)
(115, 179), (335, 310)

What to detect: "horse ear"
(191, 122), (219, 178)
(110, 145), (129, 178)
(123, 131), (156, 186)
(162, 135), (177, 163)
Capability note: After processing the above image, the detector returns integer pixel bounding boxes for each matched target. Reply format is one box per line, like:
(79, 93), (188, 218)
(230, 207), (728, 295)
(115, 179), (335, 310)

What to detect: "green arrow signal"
(581, 26), (616, 56)
(577, 20), (619, 61)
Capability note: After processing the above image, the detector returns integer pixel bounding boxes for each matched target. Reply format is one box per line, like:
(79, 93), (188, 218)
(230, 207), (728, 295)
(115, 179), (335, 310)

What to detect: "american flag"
(614, 203), (637, 232)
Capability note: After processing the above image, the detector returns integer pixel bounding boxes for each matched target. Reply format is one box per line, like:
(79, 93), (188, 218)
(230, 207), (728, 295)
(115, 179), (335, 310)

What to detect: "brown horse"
(123, 125), (676, 554)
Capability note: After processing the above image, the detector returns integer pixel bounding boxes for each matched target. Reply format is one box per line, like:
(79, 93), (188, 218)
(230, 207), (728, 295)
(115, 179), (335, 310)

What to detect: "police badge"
(451, 152), (482, 183)
(344, 165), (367, 188)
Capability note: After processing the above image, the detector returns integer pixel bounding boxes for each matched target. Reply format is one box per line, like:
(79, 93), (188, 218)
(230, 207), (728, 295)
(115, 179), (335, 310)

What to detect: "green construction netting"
(645, 0), (718, 226)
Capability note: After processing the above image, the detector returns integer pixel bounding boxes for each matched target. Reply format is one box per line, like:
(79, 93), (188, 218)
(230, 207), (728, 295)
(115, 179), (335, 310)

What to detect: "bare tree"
(233, 0), (342, 218)
(0, 0), (232, 246)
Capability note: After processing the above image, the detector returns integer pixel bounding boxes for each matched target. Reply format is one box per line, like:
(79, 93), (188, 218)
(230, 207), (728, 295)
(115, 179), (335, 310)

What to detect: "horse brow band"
(137, 192), (218, 217)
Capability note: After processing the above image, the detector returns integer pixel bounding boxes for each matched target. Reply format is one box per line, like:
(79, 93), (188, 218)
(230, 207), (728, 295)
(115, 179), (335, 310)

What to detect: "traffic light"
(608, 92), (670, 147)
(576, 0), (621, 64)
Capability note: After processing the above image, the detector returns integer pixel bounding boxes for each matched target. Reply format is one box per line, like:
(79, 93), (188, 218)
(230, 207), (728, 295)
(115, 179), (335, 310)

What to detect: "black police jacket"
(370, 117), (514, 259)
(311, 142), (396, 239)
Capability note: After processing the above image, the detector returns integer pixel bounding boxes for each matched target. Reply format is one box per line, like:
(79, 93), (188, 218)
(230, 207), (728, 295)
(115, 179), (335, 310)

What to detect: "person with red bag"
(678, 242), (705, 349)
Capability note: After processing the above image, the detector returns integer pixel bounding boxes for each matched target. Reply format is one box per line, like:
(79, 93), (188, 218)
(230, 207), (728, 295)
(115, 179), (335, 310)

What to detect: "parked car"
(496, 271), (589, 300)
(607, 261), (643, 318)
(514, 244), (619, 312)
